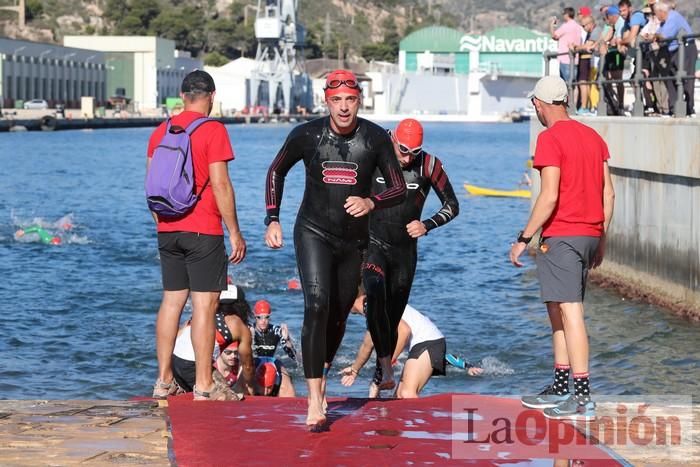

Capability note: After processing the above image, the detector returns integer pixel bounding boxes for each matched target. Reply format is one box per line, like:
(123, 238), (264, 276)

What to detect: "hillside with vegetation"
(1, 0), (698, 65)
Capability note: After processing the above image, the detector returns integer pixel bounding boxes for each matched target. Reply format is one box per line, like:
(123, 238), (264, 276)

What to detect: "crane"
(249, 0), (311, 114)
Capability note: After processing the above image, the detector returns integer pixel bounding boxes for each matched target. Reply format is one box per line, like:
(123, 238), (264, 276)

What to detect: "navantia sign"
(460, 34), (555, 53)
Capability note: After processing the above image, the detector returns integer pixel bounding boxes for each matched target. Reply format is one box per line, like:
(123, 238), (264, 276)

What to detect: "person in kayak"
(263, 69), (406, 429)
(362, 118), (459, 389)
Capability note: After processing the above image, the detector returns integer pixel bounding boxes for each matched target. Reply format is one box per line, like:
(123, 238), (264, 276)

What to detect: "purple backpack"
(145, 117), (212, 218)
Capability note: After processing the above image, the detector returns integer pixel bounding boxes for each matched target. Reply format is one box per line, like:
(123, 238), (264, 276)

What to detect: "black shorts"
(158, 232), (228, 292)
(408, 338), (446, 376)
(577, 58), (592, 83)
(172, 354), (196, 393)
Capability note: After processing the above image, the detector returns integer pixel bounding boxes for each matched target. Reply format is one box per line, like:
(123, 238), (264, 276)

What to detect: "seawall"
(529, 116), (700, 319)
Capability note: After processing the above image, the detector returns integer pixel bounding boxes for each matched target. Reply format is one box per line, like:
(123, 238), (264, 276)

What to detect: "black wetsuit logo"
(322, 161), (358, 185)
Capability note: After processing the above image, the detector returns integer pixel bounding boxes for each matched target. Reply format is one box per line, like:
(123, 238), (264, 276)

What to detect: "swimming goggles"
(222, 349), (238, 356)
(398, 143), (422, 156)
(324, 79), (360, 90)
(255, 315), (270, 320)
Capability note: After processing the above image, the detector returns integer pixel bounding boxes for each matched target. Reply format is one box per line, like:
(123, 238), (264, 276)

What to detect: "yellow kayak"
(464, 183), (531, 199)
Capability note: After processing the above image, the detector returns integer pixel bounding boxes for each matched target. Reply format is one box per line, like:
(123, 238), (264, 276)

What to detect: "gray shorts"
(535, 236), (600, 303)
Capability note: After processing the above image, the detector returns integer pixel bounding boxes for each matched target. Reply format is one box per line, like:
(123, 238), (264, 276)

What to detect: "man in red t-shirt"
(510, 76), (615, 420)
(146, 70), (247, 401)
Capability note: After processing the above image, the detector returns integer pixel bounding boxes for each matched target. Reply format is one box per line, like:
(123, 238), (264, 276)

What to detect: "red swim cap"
(50, 237), (62, 245)
(256, 362), (277, 388)
(254, 300), (271, 316)
(287, 278), (301, 290)
(224, 341), (239, 352)
(394, 119), (423, 151)
(324, 69), (361, 97)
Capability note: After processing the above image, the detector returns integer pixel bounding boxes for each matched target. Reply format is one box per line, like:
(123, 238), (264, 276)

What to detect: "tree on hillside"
(104, 0), (161, 35)
(150, 6), (206, 55)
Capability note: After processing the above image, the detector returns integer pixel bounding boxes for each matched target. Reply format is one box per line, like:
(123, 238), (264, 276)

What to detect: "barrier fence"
(543, 31), (698, 117)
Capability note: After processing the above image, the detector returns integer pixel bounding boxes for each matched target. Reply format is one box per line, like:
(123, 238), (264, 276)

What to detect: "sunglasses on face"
(222, 349), (238, 356)
(324, 79), (359, 90)
(256, 315), (270, 320)
(398, 143), (422, 156)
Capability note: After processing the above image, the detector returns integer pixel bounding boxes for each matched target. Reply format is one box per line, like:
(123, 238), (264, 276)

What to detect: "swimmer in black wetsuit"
(250, 299), (297, 397)
(264, 69), (406, 429)
(354, 118), (459, 390)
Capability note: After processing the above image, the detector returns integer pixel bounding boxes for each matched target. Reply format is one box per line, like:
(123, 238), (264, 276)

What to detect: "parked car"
(23, 99), (49, 110)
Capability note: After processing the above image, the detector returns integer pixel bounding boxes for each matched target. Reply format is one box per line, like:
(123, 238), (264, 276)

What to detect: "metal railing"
(543, 32), (698, 117)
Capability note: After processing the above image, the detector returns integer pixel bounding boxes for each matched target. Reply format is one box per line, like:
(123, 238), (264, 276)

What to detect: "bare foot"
(306, 398), (327, 431)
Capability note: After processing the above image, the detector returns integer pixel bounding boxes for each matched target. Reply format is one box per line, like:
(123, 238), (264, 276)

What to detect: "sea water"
(1, 122), (698, 400)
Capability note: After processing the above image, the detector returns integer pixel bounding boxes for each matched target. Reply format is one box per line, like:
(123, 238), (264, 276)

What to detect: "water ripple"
(0, 123), (699, 400)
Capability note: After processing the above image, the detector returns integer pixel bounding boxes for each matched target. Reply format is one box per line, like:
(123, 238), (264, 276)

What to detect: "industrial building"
(384, 25), (556, 117)
(0, 37), (106, 109)
(63, 36), (202, 111)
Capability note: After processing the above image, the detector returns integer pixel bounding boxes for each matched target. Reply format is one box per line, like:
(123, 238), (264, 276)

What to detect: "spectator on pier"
(639, 0), (669, 115)
(571, 15), (601, 114)
(550, 7), (584, 84)
(654, 2), (696, 117)
(602, 6), (627, 115)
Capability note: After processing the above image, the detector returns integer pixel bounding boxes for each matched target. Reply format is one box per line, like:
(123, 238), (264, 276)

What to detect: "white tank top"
(173, 324), (221, 362)
(173, 325), (195, 361)
(401, 305), (444, 351)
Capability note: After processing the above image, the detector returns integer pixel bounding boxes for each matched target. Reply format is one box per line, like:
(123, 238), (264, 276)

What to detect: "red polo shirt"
(533, 119), (610, 237)
(147, 111), (234, 235)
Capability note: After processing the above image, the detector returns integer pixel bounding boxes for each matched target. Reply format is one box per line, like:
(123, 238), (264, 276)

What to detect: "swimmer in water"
(342, 302), (482, 398)
(15, 226), (61, 245)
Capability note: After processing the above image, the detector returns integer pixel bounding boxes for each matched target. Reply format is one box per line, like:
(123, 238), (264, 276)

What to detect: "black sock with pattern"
(553, 364), (570, 395)
(573, 372), (591, 402)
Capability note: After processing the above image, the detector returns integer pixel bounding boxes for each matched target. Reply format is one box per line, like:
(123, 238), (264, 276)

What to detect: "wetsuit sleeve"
(422, 155), (459, 233)
(265, 129), (305, 219)
(370, 136), (407, 209)
(274, 325), (297, 361)
(23, 226), (53, 244)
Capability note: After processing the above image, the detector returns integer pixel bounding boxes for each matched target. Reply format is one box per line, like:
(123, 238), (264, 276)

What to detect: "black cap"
(181, 70), (216, 94)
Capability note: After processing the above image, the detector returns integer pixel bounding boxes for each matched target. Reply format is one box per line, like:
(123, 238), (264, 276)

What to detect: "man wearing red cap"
(349, 118), (459, 390)
(264, 69), (406, 429)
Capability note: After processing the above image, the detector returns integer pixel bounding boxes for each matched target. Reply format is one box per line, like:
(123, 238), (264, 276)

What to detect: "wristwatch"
(517, 230), (532, 245)
(264, 215), (279, 226)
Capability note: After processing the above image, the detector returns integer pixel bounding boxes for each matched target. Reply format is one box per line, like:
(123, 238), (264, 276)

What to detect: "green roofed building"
(381, 25), (557, 116)
(399, 25), (554, 77)
(399, 26), (469, 75)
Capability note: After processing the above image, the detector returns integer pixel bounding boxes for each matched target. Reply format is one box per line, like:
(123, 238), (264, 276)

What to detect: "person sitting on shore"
(213, 341), (240, 389)
(342, 301), (482, 398)
(171, 285), (254, 399)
